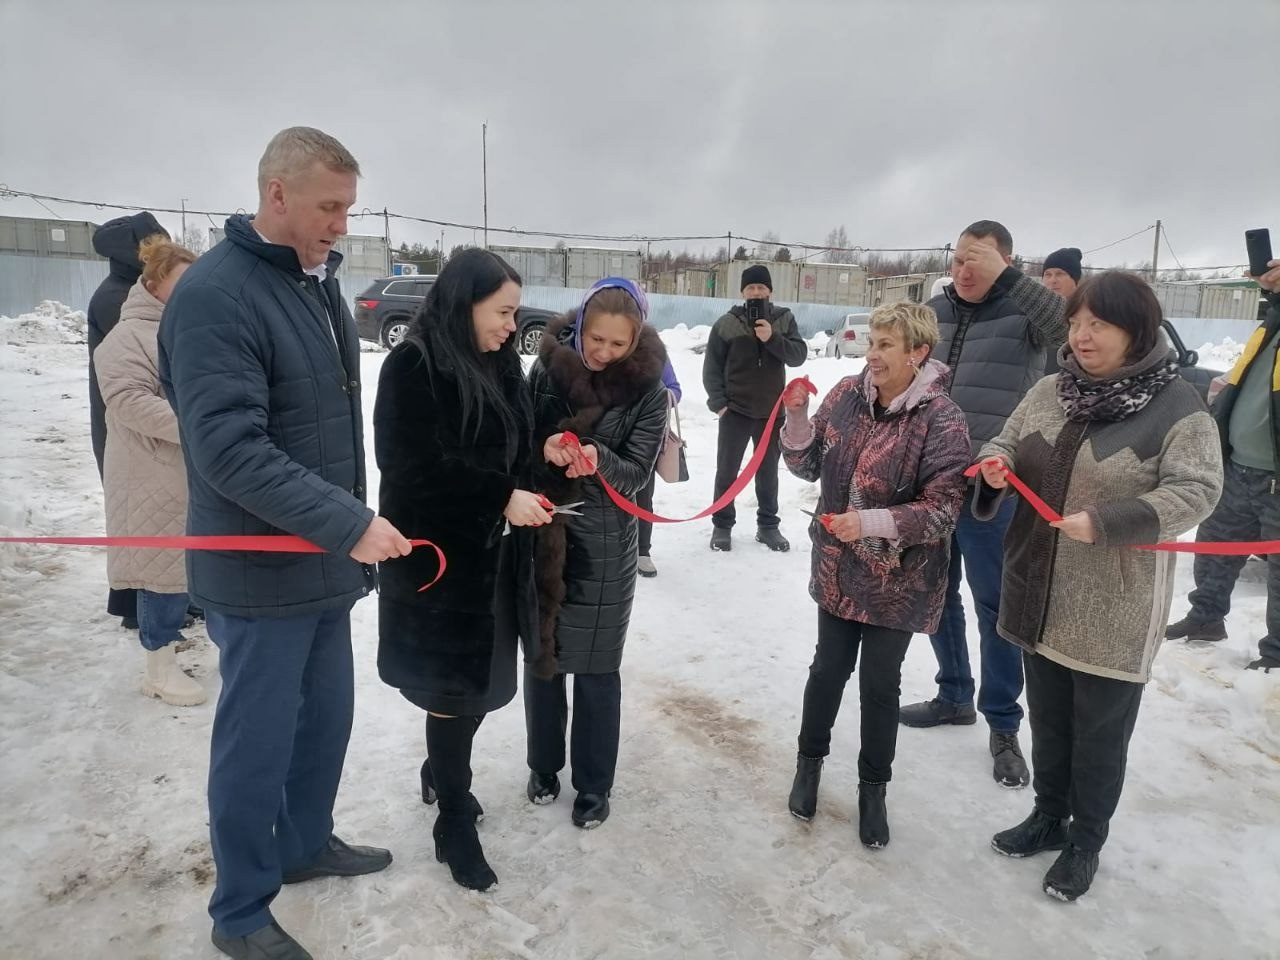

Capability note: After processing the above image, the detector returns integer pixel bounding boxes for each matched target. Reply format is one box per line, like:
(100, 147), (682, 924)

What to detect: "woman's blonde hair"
(138, 235), (197, 289)
(868, 301), (940, 352)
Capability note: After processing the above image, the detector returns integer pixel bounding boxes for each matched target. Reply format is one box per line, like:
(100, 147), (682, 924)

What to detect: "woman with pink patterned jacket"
(780, 301), (971, 849)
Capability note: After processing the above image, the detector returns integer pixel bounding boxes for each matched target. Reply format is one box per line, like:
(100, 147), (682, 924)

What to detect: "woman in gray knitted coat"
(974, 271), (1222, 902)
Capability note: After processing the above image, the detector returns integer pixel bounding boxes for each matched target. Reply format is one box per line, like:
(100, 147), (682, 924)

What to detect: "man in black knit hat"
(702, 263), (807, 552)
(1042, 247), (1083, 298)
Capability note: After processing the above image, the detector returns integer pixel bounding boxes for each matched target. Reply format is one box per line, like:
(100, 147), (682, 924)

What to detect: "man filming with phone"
(1167, 230), (1280, 674)
(703, 264), (807, 553)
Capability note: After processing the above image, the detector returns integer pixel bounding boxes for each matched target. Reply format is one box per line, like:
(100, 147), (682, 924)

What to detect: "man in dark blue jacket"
(159, 127), (411, 960)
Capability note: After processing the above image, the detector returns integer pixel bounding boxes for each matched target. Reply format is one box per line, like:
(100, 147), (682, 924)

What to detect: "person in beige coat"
(96, 235), (203, 706)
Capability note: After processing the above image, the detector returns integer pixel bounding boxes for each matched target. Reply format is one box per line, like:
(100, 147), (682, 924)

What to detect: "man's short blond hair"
(868, 301), (940, 352)
(257, 126), (360, 193)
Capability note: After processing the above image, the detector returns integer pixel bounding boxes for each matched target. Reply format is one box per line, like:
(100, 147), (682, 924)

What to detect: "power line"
(1161, 225), (1188, 273)
(0, 185), (1252, 274)
(1083, 224), (1156, 255)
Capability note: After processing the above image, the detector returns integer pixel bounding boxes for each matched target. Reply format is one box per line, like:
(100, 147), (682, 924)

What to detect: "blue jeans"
(136, 590), (190, 652)
(205, 606), (355, 938)
(927, 495), (1024, 732)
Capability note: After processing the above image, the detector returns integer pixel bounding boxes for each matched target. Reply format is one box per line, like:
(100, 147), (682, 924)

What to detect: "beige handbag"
(655, 392), (689, 483)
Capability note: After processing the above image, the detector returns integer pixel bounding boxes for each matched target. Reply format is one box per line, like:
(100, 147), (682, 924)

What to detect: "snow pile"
(1195, 338), (1245, 371)
(0, 301), (88, 346)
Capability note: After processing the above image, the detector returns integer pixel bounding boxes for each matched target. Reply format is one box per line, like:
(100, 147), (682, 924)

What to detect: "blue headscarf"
(573, 277), (650, 367)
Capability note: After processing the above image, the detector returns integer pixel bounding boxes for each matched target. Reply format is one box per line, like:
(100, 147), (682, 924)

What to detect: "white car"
(823, 312), (871, 358)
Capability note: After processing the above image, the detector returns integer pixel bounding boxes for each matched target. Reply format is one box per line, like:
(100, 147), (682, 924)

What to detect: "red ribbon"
(558, 376), (818, 524)
(0, 535), (448, 591)
(965, 459), (1279, 555)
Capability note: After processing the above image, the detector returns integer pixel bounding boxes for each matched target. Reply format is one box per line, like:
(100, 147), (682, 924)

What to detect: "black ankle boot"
(858, 781), (889, 849)
(426, 715), (496, 891)
(787, 754), (823, 821)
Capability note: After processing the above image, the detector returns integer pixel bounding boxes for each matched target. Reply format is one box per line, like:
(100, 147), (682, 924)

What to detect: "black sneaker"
(1042, 845), (1099, 902)
(990, 731), (1030, 788)
(992, 808), (1069, 858)
(212, 921), (313, 960)
(755, 527), (790, 552)
(1165, 617), (1227, 642)
(898, 698), (978, 728)
(710, 528), (732, 552)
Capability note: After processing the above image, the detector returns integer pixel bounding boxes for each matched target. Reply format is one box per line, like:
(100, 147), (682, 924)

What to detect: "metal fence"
(0, 254), (109, 316)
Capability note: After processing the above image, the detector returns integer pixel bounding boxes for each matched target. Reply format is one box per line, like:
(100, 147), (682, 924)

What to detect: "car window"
(383, 280), (418, 297)
(414, 281), (434, 298)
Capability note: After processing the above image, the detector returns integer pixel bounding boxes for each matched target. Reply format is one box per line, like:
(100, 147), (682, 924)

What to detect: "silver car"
(823, 312), (871, 358)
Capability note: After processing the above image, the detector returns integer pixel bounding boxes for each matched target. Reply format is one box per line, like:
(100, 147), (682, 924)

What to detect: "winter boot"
(990, 731), (1030, 788)
(787, 754), (823, 821)
(1165, 617), (1227, 642)
(710, 527), (732, 552)
(1042, 844), (1099, 902)
(857, 781), (889, 849)
(755, 526), (790, 552)
(637, 555), (658, 578)
(142, 645), (207, 707)
(572, 792), (611, 829)
(991, 808), (1069, 858)
(526, 771), (561, 804)
(898, 697), (977, 728)
(427, 715), (497, 891)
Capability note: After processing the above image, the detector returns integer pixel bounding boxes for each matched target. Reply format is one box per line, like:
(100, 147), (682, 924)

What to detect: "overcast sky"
(1, 0), (1276, 272)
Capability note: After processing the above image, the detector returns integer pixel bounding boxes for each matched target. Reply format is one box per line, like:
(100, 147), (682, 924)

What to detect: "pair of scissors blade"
(552, 500), (585, 516)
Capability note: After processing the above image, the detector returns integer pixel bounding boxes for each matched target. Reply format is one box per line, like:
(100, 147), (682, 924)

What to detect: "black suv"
(354, 276), (557, 354)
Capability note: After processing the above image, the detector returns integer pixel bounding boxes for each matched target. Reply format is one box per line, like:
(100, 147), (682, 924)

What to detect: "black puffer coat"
(529, 314), (668, 676)
(374, 334), (538, 704)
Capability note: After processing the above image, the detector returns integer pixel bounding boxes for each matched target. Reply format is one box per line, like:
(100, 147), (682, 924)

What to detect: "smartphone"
(745, 298), (769, 323)
(1246, 228), (1272, 277)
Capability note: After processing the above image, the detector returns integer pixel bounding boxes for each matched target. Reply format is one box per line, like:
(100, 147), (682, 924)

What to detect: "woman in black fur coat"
(525, 278), (670, 828)
(374, 248), (551, 891)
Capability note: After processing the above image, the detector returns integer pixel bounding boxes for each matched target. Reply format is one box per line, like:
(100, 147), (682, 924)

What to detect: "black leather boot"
(787, 754), (823, 821)
(426, 715), (497, 891)
(858, 780), (889, 849)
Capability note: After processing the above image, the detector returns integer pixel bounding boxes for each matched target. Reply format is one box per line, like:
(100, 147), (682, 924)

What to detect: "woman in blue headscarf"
(524, 278), (670, 829)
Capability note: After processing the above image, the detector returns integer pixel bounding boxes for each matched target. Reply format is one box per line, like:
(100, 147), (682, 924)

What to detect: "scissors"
(537, 495), (585, 517)
(800, 507), (836, 532)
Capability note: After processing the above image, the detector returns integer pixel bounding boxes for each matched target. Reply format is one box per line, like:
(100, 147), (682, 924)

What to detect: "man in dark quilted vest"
(899, 220), (1068, 789)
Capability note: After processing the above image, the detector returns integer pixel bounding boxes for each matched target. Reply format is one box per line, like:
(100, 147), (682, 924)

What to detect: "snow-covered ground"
(1, 308), (1278, 960)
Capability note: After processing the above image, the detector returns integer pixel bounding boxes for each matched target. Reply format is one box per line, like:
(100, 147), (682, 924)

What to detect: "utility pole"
(439, 229), (445, 272)
(1151, 219), (1162, 282)
(180, 198), (189, 244)
(382, 208), (392, 275)
(482, 121), (488, 249)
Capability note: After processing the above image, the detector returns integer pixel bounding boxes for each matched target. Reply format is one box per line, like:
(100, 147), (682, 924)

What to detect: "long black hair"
(409, 247), (531, 466)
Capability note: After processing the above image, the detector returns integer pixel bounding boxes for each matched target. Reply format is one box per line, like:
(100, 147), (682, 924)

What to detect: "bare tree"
(756, 230), (781, 260)
(824, 225), (855, 263)
(182, 225), (208, 255)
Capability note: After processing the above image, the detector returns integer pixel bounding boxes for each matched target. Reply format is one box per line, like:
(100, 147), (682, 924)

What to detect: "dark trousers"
(1024, 652), (1143, 853)
(711, 410), (781, 530)
(797, 610), (913, 783)
(638, 470), (656, 557)
(524, 665), (621, 795)
(1188, 461), (1280, 661)
(927, 495), (1024, 731)
(206, 606), (355, 937)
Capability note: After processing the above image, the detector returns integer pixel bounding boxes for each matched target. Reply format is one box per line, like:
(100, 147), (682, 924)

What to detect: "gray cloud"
(2, 0), (1275, 271)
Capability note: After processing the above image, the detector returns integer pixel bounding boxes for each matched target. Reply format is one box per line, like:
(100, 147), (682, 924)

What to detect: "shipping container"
(565, 247), (642, 288)
(864, 273), (933, 307)
(488, 245), (568, 287)
(208, 228), (389, 274)
(795, 262), (868, 306)
(0, 216), (101, 260)
(715, 261), (802, 301)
